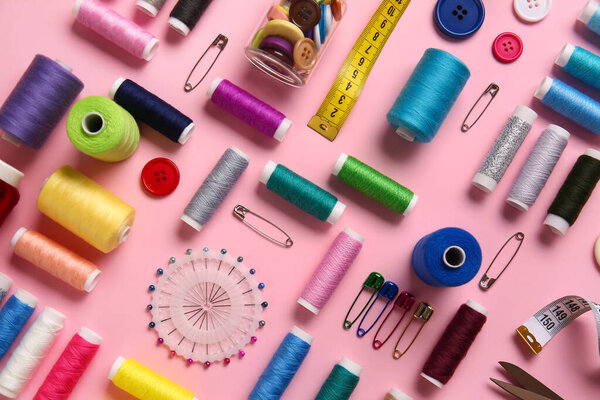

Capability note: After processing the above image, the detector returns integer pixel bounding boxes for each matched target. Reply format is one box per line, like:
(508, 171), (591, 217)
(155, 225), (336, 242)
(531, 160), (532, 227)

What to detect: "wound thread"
(0, 290), (38, 361)
(169, 0), (213, 35)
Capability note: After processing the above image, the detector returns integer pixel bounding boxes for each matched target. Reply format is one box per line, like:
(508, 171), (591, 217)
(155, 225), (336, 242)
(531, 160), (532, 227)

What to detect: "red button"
(141, 158), (180, 196)
(493, 32), (523, 63)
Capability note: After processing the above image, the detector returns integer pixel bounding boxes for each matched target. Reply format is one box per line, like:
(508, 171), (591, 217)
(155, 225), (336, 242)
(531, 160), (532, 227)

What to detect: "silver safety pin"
(479, 232), (524, 290)
(184, 34), (228, 92)
(233, 205), (293, 247)
(462, 83), (500, 132)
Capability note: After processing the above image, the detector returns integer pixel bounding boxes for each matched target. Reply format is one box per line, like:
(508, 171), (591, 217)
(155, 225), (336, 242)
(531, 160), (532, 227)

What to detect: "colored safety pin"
(372, 291), (415, 349)
(184, 34), (228, 92)
(479, 232), (524, 290)
(392, 302), (434, 359)
(343, 272), (385, 330)
(461, 83), (500, 132)
(233, 205), (293, 247)
(356, 281), (399, 337)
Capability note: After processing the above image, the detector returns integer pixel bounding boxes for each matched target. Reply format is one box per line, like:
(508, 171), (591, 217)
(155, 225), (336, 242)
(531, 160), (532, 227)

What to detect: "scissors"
(490, 361), (564, 400)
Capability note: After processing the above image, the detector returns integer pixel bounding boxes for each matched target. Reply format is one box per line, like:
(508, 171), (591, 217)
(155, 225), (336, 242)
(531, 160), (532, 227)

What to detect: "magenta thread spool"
(207, 78), (292, 142)
(73, 0), (159, 61)
(298, 228), (364, 315)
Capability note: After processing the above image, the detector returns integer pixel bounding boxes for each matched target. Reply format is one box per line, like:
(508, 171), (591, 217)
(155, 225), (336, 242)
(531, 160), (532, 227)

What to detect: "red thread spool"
(0, 160), (23, 227)
(421, 300), (487, 388)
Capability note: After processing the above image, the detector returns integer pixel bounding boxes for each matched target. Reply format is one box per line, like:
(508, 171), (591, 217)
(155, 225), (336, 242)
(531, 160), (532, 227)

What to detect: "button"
(267, 5), (289, 21)
(251, 28), (265, 48)
(262, 19), (305, 45)
(493, 32), (523, 63)
(435, 0), (485, 39)
(293, 38), (317, 70)
(259, 36), (294, 57)
(514, 0), (551, 23)
(289, 0), (321, 30)
(141, 158), (180, 196)
(263, 47), (295, 67)
(331, 0), (343, 21)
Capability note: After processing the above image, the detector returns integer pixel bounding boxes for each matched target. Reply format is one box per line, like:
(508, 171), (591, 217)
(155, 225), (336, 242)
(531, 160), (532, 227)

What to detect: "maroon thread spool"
(0, 160), (23, 227)
(421, 300), (487, 388)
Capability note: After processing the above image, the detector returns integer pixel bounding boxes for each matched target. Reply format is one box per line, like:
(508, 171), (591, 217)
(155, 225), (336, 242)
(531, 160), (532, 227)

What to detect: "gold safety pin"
(461, 83), (500, 132)
(479, 232), (524, 290)
(233, 205), (293, 247)
(392, 302), (434, 359)
(184, 34), (228, 92)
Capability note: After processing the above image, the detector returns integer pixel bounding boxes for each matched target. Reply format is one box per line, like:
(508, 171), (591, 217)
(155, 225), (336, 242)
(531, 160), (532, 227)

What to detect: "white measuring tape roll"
(517, 296), (600, 355)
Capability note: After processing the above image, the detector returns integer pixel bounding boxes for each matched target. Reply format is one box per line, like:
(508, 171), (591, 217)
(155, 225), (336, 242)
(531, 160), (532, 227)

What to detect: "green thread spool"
(332, 153), (418, 215)
(315, 358), (361, 400)
(67, 96), (140, 162)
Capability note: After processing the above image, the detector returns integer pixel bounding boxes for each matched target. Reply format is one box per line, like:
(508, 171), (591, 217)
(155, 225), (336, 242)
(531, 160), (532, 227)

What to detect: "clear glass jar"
(245, 0), (346, 87)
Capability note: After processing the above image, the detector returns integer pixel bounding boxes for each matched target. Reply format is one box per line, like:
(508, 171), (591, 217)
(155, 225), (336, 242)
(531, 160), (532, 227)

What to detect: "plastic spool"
(314, 357), (361, 400)
(595, 235), (600, 267)
(0, 289), (38, 361)
(385, 388), (413, 400)
(0, 273), (12, 306)
(136, 0), (166, 17)
(578, 0), (600, 35)
(0, 160), (24, 189)
(0, 160), (23, 227)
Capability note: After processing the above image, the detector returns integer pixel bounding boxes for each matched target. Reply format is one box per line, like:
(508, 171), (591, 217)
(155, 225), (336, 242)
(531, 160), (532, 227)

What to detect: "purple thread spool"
(207, 78), (292, 142)
(0, 55), (84, 149)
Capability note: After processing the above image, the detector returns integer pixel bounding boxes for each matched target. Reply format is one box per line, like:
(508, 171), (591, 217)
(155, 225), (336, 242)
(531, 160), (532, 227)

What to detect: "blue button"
(435, 0), (485, 39)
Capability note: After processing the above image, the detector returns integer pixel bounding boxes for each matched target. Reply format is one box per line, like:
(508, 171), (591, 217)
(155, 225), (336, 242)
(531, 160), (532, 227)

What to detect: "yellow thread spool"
(109, 357), (197, 400)
(37, 166), (135, 253)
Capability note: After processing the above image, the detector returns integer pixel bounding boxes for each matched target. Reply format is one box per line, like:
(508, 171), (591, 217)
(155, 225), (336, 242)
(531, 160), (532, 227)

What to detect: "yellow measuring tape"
(308, 0), (412, 141)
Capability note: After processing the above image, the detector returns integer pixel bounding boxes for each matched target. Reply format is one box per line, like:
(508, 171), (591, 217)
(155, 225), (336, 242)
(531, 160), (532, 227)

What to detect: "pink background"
(1, 0), (600, 398)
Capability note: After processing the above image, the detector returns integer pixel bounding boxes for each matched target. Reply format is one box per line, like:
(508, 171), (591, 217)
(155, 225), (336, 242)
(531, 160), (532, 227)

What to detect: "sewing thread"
(136, 0), (167, 17)
(556, 44), (600, 90)
(0, 289), (38, 361)
(169, 0), (213, 36)
(314, 358), (361, 400)
(578, 1), (600, 37)
(385, 388), (413, 400)
(0, 273), (12, 307)
(0, 160), (23, 228)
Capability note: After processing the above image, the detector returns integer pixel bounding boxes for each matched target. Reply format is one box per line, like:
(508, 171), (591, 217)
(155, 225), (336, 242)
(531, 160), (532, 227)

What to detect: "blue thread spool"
(249, 326), (312, 400)
(386, 48), (470, 143)
(0, 289), (37, 360)
(556, 44), (600, 90)
(535, 77), (600, 136)
(412, 228), (482, 287)
(259, 161), (345, 224)
(578, 1), (600, 36)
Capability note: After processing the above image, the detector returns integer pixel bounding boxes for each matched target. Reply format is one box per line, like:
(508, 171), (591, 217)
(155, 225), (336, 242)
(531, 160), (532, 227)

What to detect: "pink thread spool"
(73, 0), (159, 61)
(33, 327), (101, 400)
(298, 228), (364, 314)
(207, 78), (292, 142)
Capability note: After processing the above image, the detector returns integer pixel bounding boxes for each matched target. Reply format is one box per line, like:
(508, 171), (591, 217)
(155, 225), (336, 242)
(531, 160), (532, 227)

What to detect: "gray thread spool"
(472, 105), (538, 193)
(506, 125), (570, 212)
(181, 147), (249, 231)
(136, 0), (167, 17)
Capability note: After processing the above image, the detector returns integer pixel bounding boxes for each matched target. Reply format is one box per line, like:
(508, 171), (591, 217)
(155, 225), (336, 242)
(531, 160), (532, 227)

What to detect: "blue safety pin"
(356, 281), (399, 337)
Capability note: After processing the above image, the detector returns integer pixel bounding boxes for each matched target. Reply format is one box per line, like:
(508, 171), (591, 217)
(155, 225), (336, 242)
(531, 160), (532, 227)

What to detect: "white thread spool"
(385, 387), (413, 400)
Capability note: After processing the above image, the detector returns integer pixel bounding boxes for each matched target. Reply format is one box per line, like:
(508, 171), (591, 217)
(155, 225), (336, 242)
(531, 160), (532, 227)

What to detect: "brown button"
(293, 38), (317, 70)
(289, 0), (321, 31)
(331, 0), (343, 21)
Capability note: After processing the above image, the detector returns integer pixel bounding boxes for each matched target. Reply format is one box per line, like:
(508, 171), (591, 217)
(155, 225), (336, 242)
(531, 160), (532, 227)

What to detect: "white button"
(514, 0), (551, 22)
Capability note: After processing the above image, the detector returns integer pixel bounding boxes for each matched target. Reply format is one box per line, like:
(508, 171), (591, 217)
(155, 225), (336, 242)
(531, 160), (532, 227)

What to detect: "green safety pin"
(342, 272), (385, 330)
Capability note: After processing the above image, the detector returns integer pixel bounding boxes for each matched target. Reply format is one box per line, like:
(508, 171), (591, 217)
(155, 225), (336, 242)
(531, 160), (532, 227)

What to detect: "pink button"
(493, 32), (523, 63)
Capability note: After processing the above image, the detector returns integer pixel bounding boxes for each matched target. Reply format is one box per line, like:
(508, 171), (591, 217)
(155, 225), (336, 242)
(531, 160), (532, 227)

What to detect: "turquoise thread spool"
(556, 44), (600, 90)
(578, 0), (600, 36)
(315, 358), (361, 400)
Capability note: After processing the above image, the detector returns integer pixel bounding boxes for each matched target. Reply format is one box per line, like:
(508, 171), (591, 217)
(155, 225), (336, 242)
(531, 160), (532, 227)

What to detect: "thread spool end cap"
(108, 356), (126, 380)
(555, 44), (575, 68)
(403, 194), (418, 216)
(595, 235), (600, 267)
(578, 0), (598, 24)
(472, 173), (497, 193)
(14, 288), (38, 308)
(179, 123), (195, 144)
(544, 214), (569, 235)
(339, 357), (362, 376)
(343, 227), (364, 243)
(273, 118), (292, 142)
(534, 77), (553, 100)
(443, 246), (466, 268)
(512, 105), (537, 125)
(10, 227), (27, 250)
(0, 159), (24, 188)
(389, 387), (414, 400)
(42, 306), (67, 327)
(143, 38), (159, 61)
(395, 126), (415, 142)
(466, 299), (488, 315)
(291, 326), (314, 344)
(108, 77), (126, 100)
(1, 132), (22, 148)
(547, 124), (570, 140)
(181, 214), (204, 231)
(0, 272), (12, 288)
(331, 153), (348, 176)
(584, 148), (600, 161)
(72, 0), (84, 17)
(136, 0), (158, 16)
(54, 59), (73, 72)
(119, 226), (131, 243)
(259, 161), (277, 184)
(326, 201), (345, 224)
(82, 112), (105, 135)
(297, 297), (319, 314)
(207, 77), (224, 98)
(421, 372), (444, 388)
(79, 326), (103, 344)
(168, 17), (190, 36)
(84, 269), (101, 292)
(506, 197), (529, 212)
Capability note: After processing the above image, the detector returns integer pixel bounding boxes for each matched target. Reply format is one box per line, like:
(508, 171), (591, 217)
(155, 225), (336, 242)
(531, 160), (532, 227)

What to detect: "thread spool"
(73, 0), (159, 61)
(181, 147), (249, 231)
(421, 300), (487, 388)
(169, 0), (213, 36)
(298, 228), (363, 315)
(535, 77), (600, 135)
(249, 326), (313, 400)
(0, 55), (83, 149)
(0, 273), (12, 306)
(37, 166), (135, 253)
(578, 0), (600, 37)
(385, 388), (413, 400)
(110, 78), (195, 144)
(0, 159), (23, 227)
(34, 327), (101, 400)
(314, 358), (361, 400)
(0, 289), (38, 361)
(11, 228), (101, 293)
(544, 149), (600, 235)
(0, 307), (65, 398)
(507, 125), (570, 211)
(260, 161), (345, 224)
(412, 228), (482, 287)
(556, 44), (600, 90)
(332, 154), (418, 215)
(386, 48), (470, 143)
(109, 357), (198, 400)
(208, 78), (292, 142)
(472, 106), (538, 193)
(67, 96), (140, 162)
(136, 0), (167, 17)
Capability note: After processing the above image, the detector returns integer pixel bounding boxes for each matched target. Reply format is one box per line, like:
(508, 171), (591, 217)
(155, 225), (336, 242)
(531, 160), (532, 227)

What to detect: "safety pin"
(233, 205), (293, 247)
(342, 272), (385, 330)
(372, 291), (415, 349)
(461, 83), (500, 132)
(479, 232), (524, 290)
(356, 281), (399, 337)
(184, 34), (228, 92)
(392, 302), (434, 359)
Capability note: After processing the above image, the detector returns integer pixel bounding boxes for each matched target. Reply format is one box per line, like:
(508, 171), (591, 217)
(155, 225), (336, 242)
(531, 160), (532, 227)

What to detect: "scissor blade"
(490, 378), (551, 400)
(499, 362), (564, 400)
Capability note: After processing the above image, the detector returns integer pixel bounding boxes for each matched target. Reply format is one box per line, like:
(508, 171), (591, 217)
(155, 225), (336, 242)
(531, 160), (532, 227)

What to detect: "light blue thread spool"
(0, 289), (37, 361)
(578, 0), (600, 36)
(535, 77), (600, 135)
(249, 326), (312, 400)
(556, 44), (600, 90)
(386, 48), (470, 143)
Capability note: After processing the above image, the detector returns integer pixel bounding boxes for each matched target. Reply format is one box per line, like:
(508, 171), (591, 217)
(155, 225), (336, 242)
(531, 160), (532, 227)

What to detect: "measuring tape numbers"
(308, 0), (412, 141)
(517, 295), (600, 356)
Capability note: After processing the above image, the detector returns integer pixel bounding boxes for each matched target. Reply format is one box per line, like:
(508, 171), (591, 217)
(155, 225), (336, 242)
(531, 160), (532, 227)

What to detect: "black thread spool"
(169, 0), (213, 36)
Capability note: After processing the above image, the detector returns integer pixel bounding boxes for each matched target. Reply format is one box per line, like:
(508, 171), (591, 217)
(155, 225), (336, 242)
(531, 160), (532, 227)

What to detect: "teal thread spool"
(556, 44), (600, 90)
(315, 358), (361, 400)
(386, 48), (470, 143)
(259, 161), (345, 224)
(332, 153), (417, 215)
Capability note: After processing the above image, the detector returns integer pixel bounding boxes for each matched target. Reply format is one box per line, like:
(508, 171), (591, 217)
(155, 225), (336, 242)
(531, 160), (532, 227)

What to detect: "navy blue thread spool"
(0, 289), (38, 361)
